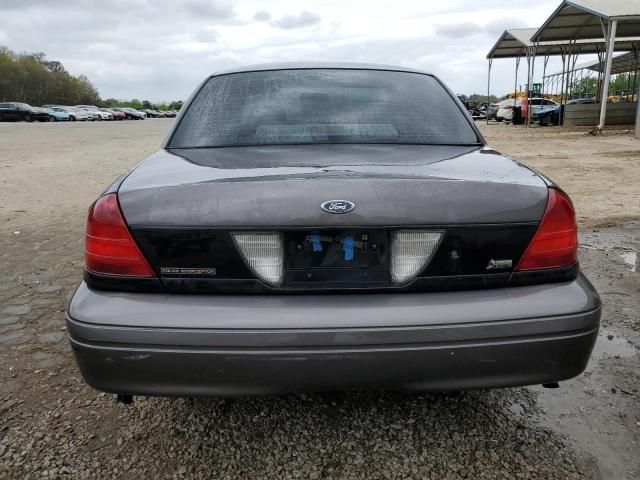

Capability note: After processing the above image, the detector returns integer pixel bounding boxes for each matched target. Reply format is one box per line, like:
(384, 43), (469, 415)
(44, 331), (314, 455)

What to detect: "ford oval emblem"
(321, 200), (355, 214)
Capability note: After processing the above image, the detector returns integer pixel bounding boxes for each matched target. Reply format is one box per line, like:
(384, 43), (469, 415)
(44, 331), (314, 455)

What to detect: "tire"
(49, 116), (55, 122)
(126, 114), (132, 120)
(97, 116), (102, 121)
(25, 113), (33, 122)
(70, 116), (76, 122)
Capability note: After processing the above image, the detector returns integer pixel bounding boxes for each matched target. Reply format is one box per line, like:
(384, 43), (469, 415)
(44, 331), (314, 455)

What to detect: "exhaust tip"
(116, 394), (134, 405)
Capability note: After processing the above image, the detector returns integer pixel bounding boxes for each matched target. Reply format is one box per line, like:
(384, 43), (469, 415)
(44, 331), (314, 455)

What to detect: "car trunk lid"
(118, 145), (547, 227)
(116, 145), (549, 293)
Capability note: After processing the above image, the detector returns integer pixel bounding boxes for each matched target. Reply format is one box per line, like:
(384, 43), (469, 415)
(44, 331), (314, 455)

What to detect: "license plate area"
(284, 230), (389, 286)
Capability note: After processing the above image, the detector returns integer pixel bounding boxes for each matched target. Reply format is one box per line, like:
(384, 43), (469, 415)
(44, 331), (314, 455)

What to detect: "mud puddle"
(531, 223), (639, 480)
(590, 329), (638, 366)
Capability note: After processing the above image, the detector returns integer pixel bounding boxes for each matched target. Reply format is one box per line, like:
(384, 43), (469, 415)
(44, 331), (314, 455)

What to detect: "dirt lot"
(479, 123), (640, 228)
(0, 120), (638, 480)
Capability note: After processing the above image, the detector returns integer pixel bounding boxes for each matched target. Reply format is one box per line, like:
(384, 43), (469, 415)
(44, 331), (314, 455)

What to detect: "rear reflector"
(85, 194), (155, 277)
(232, 232), (284, 287)
(515, 188), (578, 271)
(390, 230), (443, 284)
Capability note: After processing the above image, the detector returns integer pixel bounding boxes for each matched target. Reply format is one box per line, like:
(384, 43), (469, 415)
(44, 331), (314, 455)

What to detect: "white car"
(496, 100), (520, 122)
(496, 98), (558, 122)
(76, 105), (113, 121)
(58, 106), (92, 121)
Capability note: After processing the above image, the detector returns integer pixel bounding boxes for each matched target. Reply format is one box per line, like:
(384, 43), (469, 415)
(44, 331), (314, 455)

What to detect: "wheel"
(25, 113), (33, 122)
(49, 115), (55, 122)
(70, 116), (76, 121)
(97, 116), (102, 121)
(126, 114), (132, 120)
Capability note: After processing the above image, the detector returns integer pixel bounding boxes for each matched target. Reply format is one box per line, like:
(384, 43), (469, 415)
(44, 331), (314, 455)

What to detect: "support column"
(526, 49), (532, 127)
(635, 46), (640, 138)
(635, 73), (640, 138)
(514, 56), (520, 104)
(487, 58), (493, 125)
(597, 19), (618, 131)
(542, 55), (549, 95)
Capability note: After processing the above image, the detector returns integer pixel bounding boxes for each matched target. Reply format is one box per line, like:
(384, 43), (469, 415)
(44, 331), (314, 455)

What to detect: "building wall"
(564, 102), (637, 126)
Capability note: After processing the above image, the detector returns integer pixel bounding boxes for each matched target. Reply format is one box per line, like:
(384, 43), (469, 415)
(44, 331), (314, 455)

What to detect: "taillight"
(515, 188), (577, 271)
(85, 193), (155, 277)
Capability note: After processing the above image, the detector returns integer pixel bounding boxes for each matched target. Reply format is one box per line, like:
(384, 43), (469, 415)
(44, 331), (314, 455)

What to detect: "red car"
(101, 108), (126, 120)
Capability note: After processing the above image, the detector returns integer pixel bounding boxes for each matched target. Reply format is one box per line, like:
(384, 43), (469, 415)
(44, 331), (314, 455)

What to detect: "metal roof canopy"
(588, 49), (640, 74)
(547, 49), (640, 76)
(487, 28), (640, 59)
(532, 0), (640, 43)
(530, 1), (640, 134)
(547, 52), (637, 77)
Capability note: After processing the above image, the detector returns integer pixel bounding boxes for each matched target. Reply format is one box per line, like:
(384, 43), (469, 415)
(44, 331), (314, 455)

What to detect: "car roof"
(208, 62), (431, 78)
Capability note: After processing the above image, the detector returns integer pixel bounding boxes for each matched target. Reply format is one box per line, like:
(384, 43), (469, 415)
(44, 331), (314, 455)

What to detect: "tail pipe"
(117, 394), (134, 405)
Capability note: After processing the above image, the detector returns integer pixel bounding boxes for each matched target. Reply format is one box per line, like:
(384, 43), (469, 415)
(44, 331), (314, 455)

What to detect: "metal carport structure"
(486, 27), (640, 126)
(531, 0), (640, 134)
(543, 50), (640, 103)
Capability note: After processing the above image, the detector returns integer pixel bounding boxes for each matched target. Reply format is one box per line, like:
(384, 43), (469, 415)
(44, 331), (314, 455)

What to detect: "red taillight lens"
(516, 188), (578, 271)
(85, 193), (155, 277)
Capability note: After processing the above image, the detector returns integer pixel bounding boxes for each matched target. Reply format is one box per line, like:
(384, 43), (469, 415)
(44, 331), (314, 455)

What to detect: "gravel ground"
(0, 120), (638, 479)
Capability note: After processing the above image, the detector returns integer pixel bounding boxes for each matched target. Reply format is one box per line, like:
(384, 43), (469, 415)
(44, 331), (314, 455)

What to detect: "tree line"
(570, 73), (639, 99)
(0, 46), (182, 110)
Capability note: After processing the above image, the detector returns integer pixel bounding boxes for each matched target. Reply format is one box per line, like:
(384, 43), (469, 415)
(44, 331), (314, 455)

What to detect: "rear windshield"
(169, 69), (479, 148)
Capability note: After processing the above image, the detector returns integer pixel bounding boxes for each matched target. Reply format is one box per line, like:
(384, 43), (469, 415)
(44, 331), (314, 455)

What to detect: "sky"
(0, 0), (578, 102)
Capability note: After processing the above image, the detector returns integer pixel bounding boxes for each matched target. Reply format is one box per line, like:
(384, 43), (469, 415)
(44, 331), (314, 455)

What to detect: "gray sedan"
(66, 63), (600, 402)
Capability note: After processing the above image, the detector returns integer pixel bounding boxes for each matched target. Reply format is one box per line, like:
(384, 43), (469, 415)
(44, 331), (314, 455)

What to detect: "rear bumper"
(67, 274), (600, 396)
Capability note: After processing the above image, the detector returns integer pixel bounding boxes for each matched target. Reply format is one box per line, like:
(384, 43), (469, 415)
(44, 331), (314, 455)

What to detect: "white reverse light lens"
(390, 230), (443, 284)
(232, 232), (284, 287)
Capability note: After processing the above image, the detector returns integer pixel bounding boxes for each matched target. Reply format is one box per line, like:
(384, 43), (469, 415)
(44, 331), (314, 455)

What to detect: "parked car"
(487, 100), (513, 121)
(497, 98), (558, 122)
(100, 108), (126, 120)
(118, 107), (146, 120)
(110, 108), (129, 119)
(496, 99), (521, 122)
(143, 109), (162, 118)
(532, 105), (561, 126)
(46, 107), (71, 122)
(32, 107), (55, 121)
(532, 98), (598, 126)
(0, 102), (51, 122)
(567, 98), (597, 105)
(67, 63), (599, 401)
(58, 106), (93, 122)
(521, 98), (559, 118)
(76, 106), (113, 121)
(75, 108), (99, 121)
